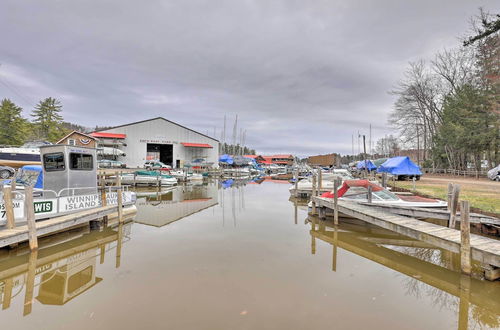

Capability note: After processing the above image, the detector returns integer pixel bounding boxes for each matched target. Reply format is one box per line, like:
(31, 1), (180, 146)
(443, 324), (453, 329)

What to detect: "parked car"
(487, 164), (500, 181)
(0, 166), (15, 179)
(144, 161), (172, 171)
(98, 159), (127, 169)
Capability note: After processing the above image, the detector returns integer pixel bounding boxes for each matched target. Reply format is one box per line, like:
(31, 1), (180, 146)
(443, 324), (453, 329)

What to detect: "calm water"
(0, 181), (499, 329)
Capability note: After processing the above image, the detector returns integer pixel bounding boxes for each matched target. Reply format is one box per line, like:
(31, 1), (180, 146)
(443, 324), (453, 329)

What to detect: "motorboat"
(487, 164), (500, 181)
(120, 170), (178, 186)
(290, 170), (355, 191)
(169, 170), (204, 181)
(0, 141), (51, 168)
(0, 145), (137, 227)
(320, 180), (447, 208)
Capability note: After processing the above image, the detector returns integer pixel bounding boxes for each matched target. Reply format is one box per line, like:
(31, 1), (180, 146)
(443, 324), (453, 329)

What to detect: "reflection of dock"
(309, 218), (500, 328)
(0, 223), (131, 315)
(134, 184), (218, 227)
(312, 197), (500, 275)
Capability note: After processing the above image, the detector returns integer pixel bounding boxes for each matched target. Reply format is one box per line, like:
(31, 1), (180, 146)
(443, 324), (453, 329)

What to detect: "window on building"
(69, 153), (93, 170)
(68, 139), (76, 146)
(43, 153), (65, 171)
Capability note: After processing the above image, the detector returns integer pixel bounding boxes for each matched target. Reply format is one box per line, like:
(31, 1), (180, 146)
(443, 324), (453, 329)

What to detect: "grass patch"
(391, 181), (500, 214)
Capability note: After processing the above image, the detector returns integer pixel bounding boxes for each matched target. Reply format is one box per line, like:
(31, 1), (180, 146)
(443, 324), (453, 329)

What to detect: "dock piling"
(381, 173), (387, 188)
(367, 185), (372, 203)
(24, 186), (38, 251)
(460, 200), (471, 275)
(333, 178), (339, 225)
(448, 184), (461, 228)
(311, 172), (317, 214)
(115, 174), (123, 223)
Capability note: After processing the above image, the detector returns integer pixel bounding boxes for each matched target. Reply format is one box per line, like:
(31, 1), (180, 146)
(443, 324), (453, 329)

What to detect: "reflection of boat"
(0, 223), (131, 315)
(0, 141), (51, 168)
(321, 180), (446, 208)
(134, 184), (218, 227)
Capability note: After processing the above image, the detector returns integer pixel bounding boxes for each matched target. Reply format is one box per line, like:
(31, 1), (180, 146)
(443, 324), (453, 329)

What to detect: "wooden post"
(412, 177), (416, 191)
(318, 169), (322, 192)
(133, 172), (137, 186)
(367, 185), (373, 203)
(115, 174), (123, 223)
(460, 200), (471, 275)
(24, 186), (37, 251)
(448, 185), (460, 228)
(23, 250), (38, 316)
(311, 218), (316, 255)
(311, 172), (316, 215)
(100, 245), (106, 264)
(116, 224), (124, 268)
(2, 186), (15, 229)
(2, 277), (13, 310)
(294, 172), (298, 197)
(10, 176), (16, 191)
(333, 178), (339, 225)
(332, 226), (338, 272)
(447, 183), (453, 211)
(458, 275), (470, 330)
(381, 172), (387, 188)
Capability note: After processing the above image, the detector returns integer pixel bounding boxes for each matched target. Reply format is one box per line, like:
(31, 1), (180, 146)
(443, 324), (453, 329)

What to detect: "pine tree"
(31, 97), (66, 142)
(0, 98), (27, 145)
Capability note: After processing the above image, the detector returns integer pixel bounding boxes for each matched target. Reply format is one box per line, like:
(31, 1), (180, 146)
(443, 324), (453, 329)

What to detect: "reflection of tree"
(471, 305), (500, 329)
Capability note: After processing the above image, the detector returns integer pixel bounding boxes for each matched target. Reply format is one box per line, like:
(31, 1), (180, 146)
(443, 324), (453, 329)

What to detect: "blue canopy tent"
(356, 160), (377, 171)
(377, 156), (422, 178)
(219, 154), (234, 165)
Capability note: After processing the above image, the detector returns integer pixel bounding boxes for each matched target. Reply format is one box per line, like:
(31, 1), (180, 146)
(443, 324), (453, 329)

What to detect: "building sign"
(140, 139), (174, 144)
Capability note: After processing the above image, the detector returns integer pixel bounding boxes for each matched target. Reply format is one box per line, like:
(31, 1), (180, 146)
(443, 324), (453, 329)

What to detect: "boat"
(0, 145), (137, 227)
(290, 170), (355, 191)
(98, 146), (126, 157)
(169, 170), (204, 181)
(120, 170), (178, 186)
(320, 179), (447, 208)
(0, 141), (51, 168)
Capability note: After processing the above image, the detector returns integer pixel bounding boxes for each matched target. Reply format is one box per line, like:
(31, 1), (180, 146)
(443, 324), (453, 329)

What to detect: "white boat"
(98, 146), (126, 156)
(169, 170), (204, 181)
(120, 172), (178, 186)
(0, 145), (137, 227)
(319, 179), (447, 208)
(0, 141), (51, 168)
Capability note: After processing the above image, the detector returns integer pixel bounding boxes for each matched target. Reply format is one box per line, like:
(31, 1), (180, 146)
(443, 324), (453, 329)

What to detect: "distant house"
(261, 154), (294, 166)
(56, 131), (97, 148)
(243, 155), (266, 163)
(307, 153), (339, 167)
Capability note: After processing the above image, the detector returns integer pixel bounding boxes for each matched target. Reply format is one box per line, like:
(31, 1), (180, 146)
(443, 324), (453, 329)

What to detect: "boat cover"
(219, 154), (233, 165)
(321, 179), (383, 198)
(135, 170), (173, 178)
(377, 156), (422, 175)
(356, 160), (377, 170)
(16, 165), (43, 188)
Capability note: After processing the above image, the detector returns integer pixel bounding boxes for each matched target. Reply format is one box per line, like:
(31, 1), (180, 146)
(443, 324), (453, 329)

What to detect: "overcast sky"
(0, 1), (498, 157)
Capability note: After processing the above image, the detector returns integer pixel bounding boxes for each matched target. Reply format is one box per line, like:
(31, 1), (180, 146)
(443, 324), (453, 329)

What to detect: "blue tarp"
(356, 160), (377, 171)
(377, 156), (422, 175)
(219, 154), (234, 165)
(221, 179), (234, 189)
(6, 165), (43, 189)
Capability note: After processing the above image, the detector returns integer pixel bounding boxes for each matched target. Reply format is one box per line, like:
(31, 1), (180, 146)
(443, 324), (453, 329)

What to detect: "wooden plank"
(460, 201), (471, 275)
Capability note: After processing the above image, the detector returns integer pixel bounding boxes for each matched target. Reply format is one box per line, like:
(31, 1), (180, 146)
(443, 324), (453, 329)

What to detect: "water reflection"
(134, 183), (219, 227)
(307, 216), (500, 329)
(0, 223), (131, 316)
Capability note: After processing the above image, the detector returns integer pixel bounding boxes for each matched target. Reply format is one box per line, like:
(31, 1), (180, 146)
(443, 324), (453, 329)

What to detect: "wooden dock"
(0, 205), (136, 249)
(312, 196), (500, 279)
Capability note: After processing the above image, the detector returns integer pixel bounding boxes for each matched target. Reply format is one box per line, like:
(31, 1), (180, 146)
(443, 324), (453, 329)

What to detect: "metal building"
(91, 117), (219, 168)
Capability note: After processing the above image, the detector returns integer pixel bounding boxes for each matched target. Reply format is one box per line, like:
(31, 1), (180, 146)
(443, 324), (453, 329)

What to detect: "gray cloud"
(1, 0), (498, 157)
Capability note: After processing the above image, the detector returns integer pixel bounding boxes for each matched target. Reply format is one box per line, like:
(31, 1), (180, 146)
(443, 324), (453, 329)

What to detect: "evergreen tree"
(0, 98), (27, 145)
(31, 97), (66, 142)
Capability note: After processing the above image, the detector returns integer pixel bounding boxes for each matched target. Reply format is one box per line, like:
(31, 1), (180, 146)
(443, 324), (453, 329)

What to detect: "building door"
(176, 159), (180, 168)
(147, 144), (173, 166)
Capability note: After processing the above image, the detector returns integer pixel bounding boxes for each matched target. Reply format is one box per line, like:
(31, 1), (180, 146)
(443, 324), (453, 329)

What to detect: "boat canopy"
(356, 160), (377, 171)
(377, 156), (422, 175)
(219, 154), (233, 165)
(321, 179), (383, 198)
(14, 165), (43, 189)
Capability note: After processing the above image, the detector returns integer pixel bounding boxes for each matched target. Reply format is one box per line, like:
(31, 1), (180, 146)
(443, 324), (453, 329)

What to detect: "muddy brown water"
(0, 181), (499, 329)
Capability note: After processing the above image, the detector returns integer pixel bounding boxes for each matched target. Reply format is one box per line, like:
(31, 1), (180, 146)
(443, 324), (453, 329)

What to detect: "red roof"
(181, 142), (213, 148)
(244, 155), (258, 158)
(91, 132), (126, 139)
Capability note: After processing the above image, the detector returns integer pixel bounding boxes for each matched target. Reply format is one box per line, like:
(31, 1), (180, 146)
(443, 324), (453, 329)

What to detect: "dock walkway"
(0, 205), (128, 248)
(312, 196), (500, 269)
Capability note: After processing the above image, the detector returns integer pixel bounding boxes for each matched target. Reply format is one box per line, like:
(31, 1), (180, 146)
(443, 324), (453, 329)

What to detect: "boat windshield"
(343, 186), (400, 201)
(15, 169), (40, 186)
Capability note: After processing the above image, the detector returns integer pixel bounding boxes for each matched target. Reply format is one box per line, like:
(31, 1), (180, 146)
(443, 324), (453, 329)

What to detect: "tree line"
(389, 9), (499, 171)
(0, 97), (74, 145)
(220, 143), (256, 156)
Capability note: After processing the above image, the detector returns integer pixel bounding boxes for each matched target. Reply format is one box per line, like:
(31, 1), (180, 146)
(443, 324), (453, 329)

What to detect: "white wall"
(100, 118), (219, 168)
